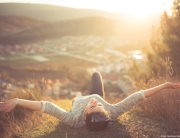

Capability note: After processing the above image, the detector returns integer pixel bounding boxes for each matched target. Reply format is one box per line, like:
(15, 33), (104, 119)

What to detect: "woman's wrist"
(14, 98), (19, 106)
(164, 82), (173, 88)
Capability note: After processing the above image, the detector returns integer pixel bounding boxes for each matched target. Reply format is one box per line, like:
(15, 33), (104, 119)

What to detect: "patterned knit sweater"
(41, 90), (146, 128)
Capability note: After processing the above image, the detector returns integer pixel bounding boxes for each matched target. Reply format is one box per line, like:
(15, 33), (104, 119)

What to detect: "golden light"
(98, 0), (173, 19)
(1, 0), (173, 18)
(50, 0), (173, 20)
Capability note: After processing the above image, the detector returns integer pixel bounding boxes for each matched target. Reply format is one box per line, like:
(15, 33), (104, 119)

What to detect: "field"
(0, 79), (180, 138)
(0, 39), (180, 138)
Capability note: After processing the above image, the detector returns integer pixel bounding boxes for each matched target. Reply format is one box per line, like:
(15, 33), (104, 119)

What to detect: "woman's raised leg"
(89, 71), (105, 98)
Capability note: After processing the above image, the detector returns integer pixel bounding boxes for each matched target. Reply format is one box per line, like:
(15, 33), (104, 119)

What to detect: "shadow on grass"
(40, 121), (131, 138)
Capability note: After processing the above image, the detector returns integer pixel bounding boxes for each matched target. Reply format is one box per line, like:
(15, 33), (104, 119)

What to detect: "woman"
(0, 71), (180, 131)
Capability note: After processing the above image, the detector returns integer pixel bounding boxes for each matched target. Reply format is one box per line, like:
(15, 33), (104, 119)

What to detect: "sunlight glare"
(50, 0), (173, 19)
(102, 0), (173, 19)
(59, 0), (172, 18)
(1, 0), (173, 17)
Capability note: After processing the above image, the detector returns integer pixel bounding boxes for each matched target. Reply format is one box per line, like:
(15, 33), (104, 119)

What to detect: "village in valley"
(0, 35), (145, 99)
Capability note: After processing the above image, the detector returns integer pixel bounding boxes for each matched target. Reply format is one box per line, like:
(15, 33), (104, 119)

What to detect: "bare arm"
(144, 82), (180, 98)
(112, 82), (180, 118)
(0, 98), (42, 113)
(16, 99), (42, 111)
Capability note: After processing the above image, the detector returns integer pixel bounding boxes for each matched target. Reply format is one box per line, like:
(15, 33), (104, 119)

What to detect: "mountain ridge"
(0, 3), (127, 21)
(0, 3), (161, 46)
(0, 3), (160, 22)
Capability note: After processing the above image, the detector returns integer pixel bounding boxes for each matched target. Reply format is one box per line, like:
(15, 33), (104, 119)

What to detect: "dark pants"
(71, 71), (105, 106)
(89, 71), (105, 99)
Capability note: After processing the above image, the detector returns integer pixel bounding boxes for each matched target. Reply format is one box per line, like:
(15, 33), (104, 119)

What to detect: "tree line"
(130, 0), (180, 81)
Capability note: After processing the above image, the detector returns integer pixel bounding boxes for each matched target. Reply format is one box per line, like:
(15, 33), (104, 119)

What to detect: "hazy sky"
(0, 0), (174, 17)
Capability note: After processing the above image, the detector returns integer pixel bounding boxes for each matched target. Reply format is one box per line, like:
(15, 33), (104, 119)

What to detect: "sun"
(108, 0), (162, 19)
(16, 0), (173, 19)
(126, 10), (152, 19)
(96, 0), (173, 19)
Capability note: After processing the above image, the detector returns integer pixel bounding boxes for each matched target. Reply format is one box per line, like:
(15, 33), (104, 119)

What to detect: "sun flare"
(1, 0), (173, 18)
(52, 0), (172, 19)
(125, 10), (152, 19)
(99, 0), (173, 19)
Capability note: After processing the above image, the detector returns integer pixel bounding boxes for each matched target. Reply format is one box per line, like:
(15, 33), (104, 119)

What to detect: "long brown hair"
(85, 111), (110, 131)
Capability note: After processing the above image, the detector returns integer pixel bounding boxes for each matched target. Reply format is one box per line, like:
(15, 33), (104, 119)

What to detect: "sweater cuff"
(41, 100), (46, 112)
(140, 90), (146, 100)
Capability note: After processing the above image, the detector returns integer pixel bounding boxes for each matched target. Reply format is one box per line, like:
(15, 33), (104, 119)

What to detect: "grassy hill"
(0, 3), (160, 46)
(0, 15), (48, 37)
(1, 85), (180, 138)
(0, 16), (155, 46)
(0, 16), (122, 44)
(0, 3), (138, 21)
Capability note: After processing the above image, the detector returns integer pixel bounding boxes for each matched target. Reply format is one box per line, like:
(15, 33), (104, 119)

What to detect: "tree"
(148, 0), (180, 76)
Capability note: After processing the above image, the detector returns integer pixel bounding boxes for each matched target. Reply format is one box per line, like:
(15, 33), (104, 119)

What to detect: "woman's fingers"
(4, 102), (13, 113)
(4, 107), (11, 113)
(0, 102), (6, 111)
(0, 102), (4, 111)
(0, 101), (13, 113)
(171, 82), (180, 89)
(0, 98), (18, 113)
(0, 102), (7, 112)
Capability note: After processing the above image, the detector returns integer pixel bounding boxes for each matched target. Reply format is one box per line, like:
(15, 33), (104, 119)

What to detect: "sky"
(0, 0), (174, 17)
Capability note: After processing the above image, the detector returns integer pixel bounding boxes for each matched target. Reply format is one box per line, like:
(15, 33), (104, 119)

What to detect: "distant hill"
(0, 3), (161, 46)
(0, 16), (122, 44)
(0, 3), (135, 21)
(0, 15), (159, 45)
(0, 15), (48, 36)
(0, 3), (160, 23)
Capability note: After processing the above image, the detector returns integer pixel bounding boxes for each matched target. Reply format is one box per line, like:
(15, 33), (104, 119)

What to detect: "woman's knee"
(92, 71), (102, 80)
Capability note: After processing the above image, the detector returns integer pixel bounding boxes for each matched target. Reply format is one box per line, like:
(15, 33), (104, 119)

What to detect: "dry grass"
(136, 77), (180, 132)
(0, 77), (180, 137)
(0, 88), (42, 138)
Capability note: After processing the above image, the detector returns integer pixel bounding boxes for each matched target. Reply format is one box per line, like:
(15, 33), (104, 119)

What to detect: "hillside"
(0, 16), (154, 45)
(0, 15), (48, 36)
(0, 3), (160, 27)
(0, 16), (119, 44)
(0, 3), (139, 21)
(0, 3), (161, 46)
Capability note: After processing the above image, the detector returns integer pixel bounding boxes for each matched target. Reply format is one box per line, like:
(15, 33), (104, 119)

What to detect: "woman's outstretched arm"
(113, 82), (180, 118)
(0, 98), (76, 127)
(144, 82), (180, 98)
(0, 98), (42, 113)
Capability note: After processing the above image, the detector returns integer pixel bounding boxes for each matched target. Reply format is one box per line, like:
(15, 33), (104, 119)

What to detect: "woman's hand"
(164, 82), (180, 89)
(144, 82), (180, 98)
(0, 98), (18, 113)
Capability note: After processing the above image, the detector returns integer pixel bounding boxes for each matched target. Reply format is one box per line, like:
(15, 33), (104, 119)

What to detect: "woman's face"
(85, 98), (105, 115)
